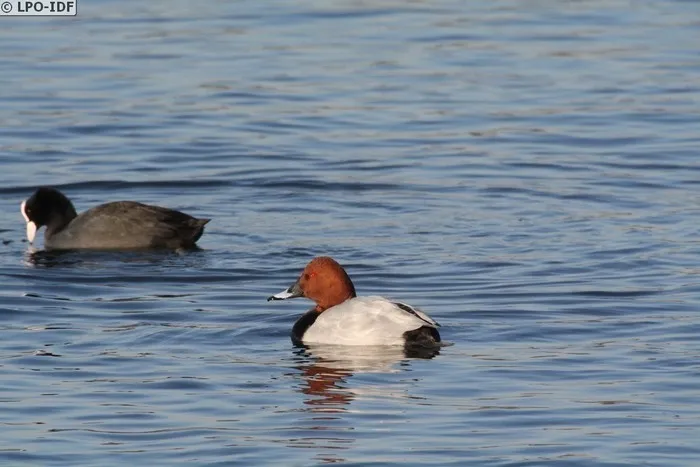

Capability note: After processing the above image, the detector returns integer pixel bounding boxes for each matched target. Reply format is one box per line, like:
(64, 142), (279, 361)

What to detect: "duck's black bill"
(267, 281), (303, 301)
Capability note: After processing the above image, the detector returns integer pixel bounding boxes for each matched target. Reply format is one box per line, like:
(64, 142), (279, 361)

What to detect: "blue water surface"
(1, 1), (699, 465)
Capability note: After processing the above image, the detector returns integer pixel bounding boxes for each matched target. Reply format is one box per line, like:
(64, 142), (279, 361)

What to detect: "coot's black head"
(21, 187), (77, 243)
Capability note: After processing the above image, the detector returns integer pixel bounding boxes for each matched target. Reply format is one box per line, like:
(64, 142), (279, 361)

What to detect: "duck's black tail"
(403, 326), (441, 358)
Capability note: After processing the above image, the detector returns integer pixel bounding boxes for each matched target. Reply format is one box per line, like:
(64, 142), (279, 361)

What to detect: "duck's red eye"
(310, 272), (317, 278)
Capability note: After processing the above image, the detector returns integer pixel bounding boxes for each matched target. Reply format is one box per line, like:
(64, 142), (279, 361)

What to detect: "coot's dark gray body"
(44, 201), (210, 250)
(21, 187), (210, 250)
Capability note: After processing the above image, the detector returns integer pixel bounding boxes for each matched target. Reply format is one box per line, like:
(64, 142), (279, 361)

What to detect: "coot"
(21, 187), (210, 250)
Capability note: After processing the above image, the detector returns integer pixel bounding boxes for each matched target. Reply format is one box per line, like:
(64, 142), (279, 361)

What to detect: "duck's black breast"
(291, 309), (320, 346)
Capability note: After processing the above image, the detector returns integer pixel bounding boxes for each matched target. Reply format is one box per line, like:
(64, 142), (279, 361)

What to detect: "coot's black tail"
(185, 218), (210, 246)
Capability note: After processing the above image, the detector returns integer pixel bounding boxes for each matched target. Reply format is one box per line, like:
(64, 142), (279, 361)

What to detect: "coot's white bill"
(21, 200), (37, 243)
(20, 200), (29, 223)
(26, 221), (37, 244)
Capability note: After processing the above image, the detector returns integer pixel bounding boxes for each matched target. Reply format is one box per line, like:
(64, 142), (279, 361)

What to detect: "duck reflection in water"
(288, 344), (439, 463)
(294, 344), (440, 411)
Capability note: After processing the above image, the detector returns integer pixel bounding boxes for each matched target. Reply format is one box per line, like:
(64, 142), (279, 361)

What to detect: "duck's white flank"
(302, 296), (439, 346)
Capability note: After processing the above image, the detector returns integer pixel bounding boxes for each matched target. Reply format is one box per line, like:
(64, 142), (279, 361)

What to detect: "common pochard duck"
(268, 256), (441, 348)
